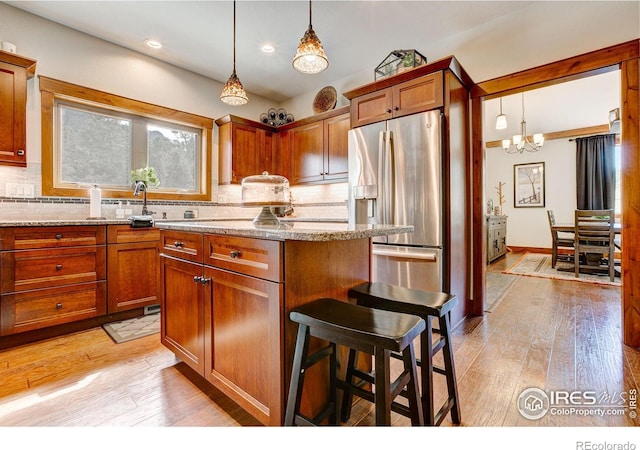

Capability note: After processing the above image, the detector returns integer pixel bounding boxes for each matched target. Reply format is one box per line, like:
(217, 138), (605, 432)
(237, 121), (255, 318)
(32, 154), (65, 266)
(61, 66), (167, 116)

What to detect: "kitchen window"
(40, 76), (213, 201)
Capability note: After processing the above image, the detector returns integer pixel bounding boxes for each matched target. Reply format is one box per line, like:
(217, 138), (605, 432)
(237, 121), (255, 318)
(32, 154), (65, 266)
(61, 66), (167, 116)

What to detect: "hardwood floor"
(0, 251), (638, 431)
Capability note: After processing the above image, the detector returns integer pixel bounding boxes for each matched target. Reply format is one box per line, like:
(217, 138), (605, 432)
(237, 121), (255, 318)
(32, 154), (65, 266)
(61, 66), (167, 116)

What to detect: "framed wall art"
(514, 162), (545, 208)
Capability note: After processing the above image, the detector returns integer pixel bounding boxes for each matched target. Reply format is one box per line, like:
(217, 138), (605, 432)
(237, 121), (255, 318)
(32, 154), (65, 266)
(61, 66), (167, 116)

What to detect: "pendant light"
(220, 1), (248, 106)
(292, 0), (329, 74)
(495, 97), (507, 130)
(502, 93), (544, 154)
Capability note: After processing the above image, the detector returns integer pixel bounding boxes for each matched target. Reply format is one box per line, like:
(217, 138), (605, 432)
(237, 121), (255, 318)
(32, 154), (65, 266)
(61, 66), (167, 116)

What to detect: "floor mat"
(503, 253), (621, 287)
(102, 313), (160, 344)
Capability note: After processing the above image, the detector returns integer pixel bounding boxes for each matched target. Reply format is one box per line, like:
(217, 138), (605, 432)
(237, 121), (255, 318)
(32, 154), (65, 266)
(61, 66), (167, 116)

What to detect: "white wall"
(0, 3), (275, 198)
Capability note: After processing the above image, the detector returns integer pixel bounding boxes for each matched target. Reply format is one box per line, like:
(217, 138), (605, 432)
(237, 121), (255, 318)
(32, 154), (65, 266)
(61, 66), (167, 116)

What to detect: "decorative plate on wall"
(312, 86), (337, 114)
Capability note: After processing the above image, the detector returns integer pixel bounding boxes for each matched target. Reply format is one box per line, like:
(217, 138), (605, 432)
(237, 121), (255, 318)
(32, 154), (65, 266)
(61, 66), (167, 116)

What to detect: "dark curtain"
(576, 134), (616, 210)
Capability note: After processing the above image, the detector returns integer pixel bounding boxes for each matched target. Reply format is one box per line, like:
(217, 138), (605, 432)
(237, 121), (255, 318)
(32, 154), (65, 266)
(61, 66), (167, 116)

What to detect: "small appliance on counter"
(241, 172), (291, 227)
(129, 215), (154, 228)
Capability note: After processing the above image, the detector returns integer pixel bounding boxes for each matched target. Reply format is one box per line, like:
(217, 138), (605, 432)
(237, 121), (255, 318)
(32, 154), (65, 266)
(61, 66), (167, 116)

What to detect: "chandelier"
(502, 93), (544, 154)
(292, 0), (329, 74)
(220, 1), (248, 106)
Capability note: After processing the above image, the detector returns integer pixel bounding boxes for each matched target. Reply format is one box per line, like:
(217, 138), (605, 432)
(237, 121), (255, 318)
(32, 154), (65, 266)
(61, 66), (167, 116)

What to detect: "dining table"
(551, 222), (622, 276)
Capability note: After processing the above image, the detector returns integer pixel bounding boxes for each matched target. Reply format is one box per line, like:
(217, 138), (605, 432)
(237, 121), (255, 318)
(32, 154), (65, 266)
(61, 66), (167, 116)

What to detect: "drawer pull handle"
(174, 241), (184, 248)
(56, 264), (63, 270)
(55, 234), (63, 240)
(230, 250), (241, 259)
(56, 303), (63, 310)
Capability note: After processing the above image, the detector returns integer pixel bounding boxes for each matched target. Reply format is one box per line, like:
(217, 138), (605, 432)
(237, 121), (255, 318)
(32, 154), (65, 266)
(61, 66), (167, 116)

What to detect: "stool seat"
(290, 298), (425, 354)
(285, 298), (425, 426)
(348, 282), (458, 318)
(344, 282), (461, 426)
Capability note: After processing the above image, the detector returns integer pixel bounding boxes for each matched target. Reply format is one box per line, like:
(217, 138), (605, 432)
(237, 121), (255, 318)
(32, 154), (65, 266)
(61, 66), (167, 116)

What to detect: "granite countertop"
(0, 217), (349, 227)
(156, 220), (413, 242)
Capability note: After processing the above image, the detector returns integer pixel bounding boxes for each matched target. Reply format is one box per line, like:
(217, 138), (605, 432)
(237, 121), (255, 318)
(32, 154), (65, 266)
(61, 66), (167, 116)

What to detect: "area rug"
(102, 313), (160, 344)
(485, 272), (519, 312)
(503, 253), (621, 287)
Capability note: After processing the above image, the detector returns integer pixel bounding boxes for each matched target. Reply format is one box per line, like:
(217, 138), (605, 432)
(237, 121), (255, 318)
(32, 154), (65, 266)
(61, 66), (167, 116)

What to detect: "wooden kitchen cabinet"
(107, 225), (160, 313)
(217, 115), (275, 184)
(158, 226), (371, 426)
(159, 230), (205, 374)
(349, 71), (443, 128)
(0, 225), (107, 335)
(0, 51), (36, 167)
(284, 107), (350, 184)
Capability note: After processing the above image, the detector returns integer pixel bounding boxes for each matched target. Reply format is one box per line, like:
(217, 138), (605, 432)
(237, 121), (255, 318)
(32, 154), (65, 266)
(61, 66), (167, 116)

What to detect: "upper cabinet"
(0, 51), (36, 167)
(217, 106), (349, 186)
(279, 106), (350, 185)
(348, 71), (443, 128)
(216, 115), (275, 184)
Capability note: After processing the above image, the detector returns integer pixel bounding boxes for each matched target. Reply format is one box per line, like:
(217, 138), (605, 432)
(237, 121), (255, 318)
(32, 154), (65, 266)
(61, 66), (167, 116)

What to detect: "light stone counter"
(156, 220), (413, 242)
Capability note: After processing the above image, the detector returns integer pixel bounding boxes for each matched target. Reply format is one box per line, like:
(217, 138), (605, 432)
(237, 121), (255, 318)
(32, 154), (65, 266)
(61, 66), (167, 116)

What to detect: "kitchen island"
(156, 220), (412, 426)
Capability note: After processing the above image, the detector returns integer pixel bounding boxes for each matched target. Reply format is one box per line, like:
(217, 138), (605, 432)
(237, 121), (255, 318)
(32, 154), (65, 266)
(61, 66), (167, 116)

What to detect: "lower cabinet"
(107, 225), (160, 313)
(0, 225), (107, 336)
(204, 267), (282, 425)
(159, 229), (370, 426)
(487, 215), (508, 263)
(160, 254), (205, 374)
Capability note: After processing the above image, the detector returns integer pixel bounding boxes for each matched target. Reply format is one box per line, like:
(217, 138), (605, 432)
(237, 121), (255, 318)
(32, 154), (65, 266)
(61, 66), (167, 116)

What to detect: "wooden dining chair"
(547, 210), (574, 268)
(574, 209), (616, 281)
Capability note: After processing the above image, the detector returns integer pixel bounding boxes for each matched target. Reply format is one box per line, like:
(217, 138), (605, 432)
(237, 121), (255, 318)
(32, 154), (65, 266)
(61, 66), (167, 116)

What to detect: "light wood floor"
(0, 251), (638, 428)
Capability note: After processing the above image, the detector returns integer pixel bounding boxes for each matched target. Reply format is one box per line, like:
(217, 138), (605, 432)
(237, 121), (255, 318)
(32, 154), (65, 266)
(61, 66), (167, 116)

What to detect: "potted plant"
(130, 166), (160, 187)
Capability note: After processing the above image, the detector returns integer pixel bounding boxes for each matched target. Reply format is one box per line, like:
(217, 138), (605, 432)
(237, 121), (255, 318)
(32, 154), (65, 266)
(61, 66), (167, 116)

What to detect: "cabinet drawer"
(205, 235), (282, 282)
(1, 246), (106, 293)
(0, 281), (107, 335)
(160, 230), (203, 264)
(107, 225), (160, 244)
(0, 226), (106, 250)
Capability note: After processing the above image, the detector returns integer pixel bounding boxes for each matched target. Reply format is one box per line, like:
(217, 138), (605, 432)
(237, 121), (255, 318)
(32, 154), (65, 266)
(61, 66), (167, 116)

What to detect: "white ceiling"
(6, 1), (639, 103)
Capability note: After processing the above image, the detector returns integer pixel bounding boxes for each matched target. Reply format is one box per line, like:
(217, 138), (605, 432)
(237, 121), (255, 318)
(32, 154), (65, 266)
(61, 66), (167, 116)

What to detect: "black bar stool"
(343, 282), (461, 426)
(284, 297), (425, 426)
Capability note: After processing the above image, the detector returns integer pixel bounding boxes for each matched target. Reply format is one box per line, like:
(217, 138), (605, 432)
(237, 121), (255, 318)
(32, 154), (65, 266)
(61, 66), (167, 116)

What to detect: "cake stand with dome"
(241, 172), (291, 227)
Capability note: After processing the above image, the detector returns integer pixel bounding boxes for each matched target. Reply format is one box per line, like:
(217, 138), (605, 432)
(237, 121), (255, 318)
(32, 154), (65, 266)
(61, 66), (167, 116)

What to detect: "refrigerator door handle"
(372, 247), (438, 261)
(381, 130), (394, 225)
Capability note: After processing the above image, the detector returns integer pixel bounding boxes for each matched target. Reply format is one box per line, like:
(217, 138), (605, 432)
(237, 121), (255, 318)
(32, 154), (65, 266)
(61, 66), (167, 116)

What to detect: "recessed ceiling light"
(144, 39), (162, 49)
(261, 43), (276, 54)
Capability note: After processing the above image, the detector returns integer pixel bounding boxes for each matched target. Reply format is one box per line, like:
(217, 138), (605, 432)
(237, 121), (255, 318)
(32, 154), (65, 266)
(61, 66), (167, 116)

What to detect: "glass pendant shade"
(221, 70), (248, 106)
(292, 1), (328, 74)
(293, 26), (328, 74)
(495, 97), (507, 130)
(220, 1), (248, 106)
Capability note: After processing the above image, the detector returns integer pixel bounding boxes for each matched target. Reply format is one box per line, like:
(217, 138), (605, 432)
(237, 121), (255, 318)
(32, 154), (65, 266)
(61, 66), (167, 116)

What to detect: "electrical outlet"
(5, 183), (35, 198)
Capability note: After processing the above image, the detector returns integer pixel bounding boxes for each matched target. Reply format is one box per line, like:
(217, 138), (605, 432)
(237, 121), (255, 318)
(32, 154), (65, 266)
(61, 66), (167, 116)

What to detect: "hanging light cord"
(308, 0), (313, 28)
(233, 1), (237, 72)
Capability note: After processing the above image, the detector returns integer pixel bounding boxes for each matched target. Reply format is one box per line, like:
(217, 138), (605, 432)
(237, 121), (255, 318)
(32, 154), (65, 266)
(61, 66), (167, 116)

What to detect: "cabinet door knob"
(17, 150), (25, 156)
(193, 276), (202, 283)
(200, 277), (211, 285)
(386, 109), (392, 114)
(174, 241), (184, 248)
(55, 234), (63, 240)
(230, 250), (241, 258)
(56, 264), (63, 270)
(393, 106), (399, 111)
(56, 303), (63, 309)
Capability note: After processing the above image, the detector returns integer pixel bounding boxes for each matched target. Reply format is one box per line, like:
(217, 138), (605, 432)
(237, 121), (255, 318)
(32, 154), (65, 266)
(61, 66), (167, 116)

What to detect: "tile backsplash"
(0, 181), (349, 221)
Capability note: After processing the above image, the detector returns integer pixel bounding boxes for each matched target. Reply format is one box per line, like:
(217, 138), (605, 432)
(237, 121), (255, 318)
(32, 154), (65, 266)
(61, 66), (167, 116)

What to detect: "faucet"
(133, 180), (154, 216)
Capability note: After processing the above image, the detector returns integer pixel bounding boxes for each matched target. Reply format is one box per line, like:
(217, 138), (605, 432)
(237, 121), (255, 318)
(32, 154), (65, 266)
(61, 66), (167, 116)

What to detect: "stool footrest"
(434, 397), (456, 426)
(293, 402), (336, 427)
(303, 344), (334, 370)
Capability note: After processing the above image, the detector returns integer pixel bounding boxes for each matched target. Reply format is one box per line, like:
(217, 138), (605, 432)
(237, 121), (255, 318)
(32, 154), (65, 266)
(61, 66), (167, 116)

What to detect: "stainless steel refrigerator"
(348, 110), (444, 292)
